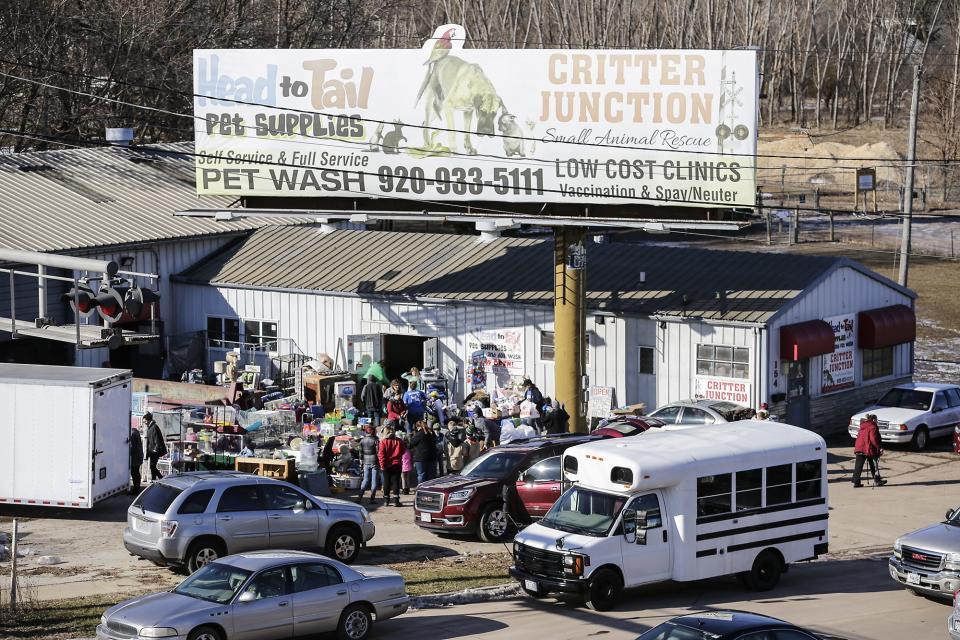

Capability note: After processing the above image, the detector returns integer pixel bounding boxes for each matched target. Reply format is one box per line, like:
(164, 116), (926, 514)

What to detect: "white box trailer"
(0, 363), (132, 508)
(510, 421), (829, 610)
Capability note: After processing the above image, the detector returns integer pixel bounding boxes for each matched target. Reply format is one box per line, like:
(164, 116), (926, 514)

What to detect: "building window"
(207, 316), (240, 348)
(696, 473), (732, 516)
(638, 347), (654, 375)
(696, 344), (749, 379)
(244, 320), (278, 348)
(862, 346), (893, 381)
(540, 331), (555, 361)
(540, 330), (590, 364)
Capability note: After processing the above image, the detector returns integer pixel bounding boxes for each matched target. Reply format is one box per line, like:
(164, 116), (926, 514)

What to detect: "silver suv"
(890, 506), (960, 600)
(123, 471), (375, 573)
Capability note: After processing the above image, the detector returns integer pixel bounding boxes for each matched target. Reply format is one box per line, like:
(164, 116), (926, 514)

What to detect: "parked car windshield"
(132, 482), (183, 514)
(173, 562), (252, 604)
(877, 388), (933, 411)
(540, 487), (628, 537)
(460, 451), (528, 479)
(634, 621), (713, 640)
(707, 401), (753, 421)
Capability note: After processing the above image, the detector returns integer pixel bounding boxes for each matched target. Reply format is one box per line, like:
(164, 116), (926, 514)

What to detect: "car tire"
(187, 625), (223, 640)
(337, 603), (373, 640)
(326, 525), (361, 564)
(478, 504), (511, 543)
(584, 568), (622, 611)
(912, 426), (929, 451)
(743, 549), (782, 591)
(186, 539), (225, 574)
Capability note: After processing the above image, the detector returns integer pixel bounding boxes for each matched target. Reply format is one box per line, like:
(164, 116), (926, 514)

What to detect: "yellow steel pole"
(554, 227), (586, 432)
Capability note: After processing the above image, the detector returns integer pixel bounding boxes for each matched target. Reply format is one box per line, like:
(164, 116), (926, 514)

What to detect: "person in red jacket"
(853, 413), (887, 488)
(378, 421), (406, 506)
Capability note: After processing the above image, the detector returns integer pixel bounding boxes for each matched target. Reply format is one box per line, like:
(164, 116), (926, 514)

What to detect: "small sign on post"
(855, 168), (878, 213)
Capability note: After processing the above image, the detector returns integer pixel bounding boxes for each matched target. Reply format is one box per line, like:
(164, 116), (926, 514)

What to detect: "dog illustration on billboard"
(415, 24), (508, 155)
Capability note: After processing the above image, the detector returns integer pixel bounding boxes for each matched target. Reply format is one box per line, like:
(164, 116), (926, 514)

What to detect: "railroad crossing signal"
(61, 283), (98, 317)
(123, 286), (161, 318)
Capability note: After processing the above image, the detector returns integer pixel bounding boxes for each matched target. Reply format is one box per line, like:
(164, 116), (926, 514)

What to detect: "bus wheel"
(744, 550), (782, 591)
(584, 568), (622, 611)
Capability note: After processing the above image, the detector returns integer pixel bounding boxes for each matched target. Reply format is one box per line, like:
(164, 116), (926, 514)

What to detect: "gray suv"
(890, 506), (960, 600)
(123, 471), (375, 573)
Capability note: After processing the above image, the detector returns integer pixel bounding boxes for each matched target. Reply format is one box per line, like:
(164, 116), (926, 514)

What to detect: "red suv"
(414, 435), (600, 542)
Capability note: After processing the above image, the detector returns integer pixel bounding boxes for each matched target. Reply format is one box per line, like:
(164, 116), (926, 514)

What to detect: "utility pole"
(554, 227), (586, 433)
(898, 65), (922, 286)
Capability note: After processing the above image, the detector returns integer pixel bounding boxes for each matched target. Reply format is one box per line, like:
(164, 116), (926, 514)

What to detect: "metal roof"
(0, 142), (305, 253)
(0, 362), (130, 385)
(174, 227), (891, 324)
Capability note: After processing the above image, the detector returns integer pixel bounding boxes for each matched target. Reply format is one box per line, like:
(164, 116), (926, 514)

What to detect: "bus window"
(696, 474), (732, 516)
(735, 469), (762, 511)
(766, 464), (792, 506)
(795, 460), (822, 501)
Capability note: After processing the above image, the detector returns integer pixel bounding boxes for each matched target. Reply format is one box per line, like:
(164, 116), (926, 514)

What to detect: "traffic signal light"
(62, 283), (98, 317)
(94, 285), (126, 322)
(123, 286), (161, 318)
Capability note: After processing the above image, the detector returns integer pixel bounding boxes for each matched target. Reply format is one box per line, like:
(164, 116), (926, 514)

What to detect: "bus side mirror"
(622, 508), (637, 544)
(947, 508), (955, 521)
(636, 509), (649, 529)
(636, 529), (647, 545)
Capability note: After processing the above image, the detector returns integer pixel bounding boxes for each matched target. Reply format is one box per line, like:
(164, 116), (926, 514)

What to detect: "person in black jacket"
(409, 420), (437, 485)
(129, 426), (144, 494)
(143, 413), (167, 481)
(542, 399), (570, 434)
(360, 375), (383, 427)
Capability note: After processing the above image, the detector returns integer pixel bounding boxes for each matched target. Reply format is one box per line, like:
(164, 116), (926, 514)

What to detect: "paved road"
(385, 555), (950, 639)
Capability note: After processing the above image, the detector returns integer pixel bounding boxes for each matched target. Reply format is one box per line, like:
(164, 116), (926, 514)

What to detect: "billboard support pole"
(554, 227), (586, 433)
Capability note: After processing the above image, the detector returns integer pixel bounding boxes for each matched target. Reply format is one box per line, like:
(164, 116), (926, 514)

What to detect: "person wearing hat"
(445, 421), (468, 473)
(464, 425), (484, 463)
(426, 390), (446, 430)
(377, 422), (406, 506)
(143, 412), (167, 481)
(402, 380), (427, 435)
(357, 424), (381, 505)
(852, 413), (886, 487)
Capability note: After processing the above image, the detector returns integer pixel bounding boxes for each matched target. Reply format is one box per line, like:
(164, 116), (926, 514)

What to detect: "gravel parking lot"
(2, 433), (958, 608)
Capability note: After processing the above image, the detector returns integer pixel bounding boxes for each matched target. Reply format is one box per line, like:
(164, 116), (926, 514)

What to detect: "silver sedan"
(96, 550), (409, 640)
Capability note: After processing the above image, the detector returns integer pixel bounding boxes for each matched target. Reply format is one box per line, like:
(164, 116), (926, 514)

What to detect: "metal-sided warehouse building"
(172, 225), (916, 433)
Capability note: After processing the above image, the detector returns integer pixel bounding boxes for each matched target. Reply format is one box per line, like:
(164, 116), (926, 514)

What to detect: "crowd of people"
(349, 368), (569, 506)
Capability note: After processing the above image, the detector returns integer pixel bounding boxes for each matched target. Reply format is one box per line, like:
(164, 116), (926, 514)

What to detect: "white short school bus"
(509, 420), (829, 610)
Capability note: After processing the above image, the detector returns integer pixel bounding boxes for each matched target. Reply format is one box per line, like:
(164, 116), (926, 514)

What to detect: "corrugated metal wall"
(767, 266), (913, 398)
(657, 319), (757, 408)
(171, 283), (662, 408)
(0, 236), (241, 367)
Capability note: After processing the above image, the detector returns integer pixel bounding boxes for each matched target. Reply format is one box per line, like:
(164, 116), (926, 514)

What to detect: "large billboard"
(193, 25), (757, 208)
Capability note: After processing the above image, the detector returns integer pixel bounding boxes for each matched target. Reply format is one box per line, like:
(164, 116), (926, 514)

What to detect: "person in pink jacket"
(401, 435), (414, 494)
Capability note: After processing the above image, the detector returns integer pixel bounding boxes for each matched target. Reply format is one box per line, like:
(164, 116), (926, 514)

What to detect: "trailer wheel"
(743, 549), (782, 591)
(584, 568), (622, 611)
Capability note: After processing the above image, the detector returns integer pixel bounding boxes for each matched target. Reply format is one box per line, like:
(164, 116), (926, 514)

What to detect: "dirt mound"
(758, 135), (902, 189)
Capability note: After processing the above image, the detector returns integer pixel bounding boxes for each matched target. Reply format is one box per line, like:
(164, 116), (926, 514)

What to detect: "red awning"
(858, 304), (916, 349)
(780, 320), (835, 361)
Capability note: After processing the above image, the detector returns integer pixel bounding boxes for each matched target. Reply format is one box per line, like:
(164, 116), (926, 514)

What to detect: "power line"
(2, 58), (958, 165)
